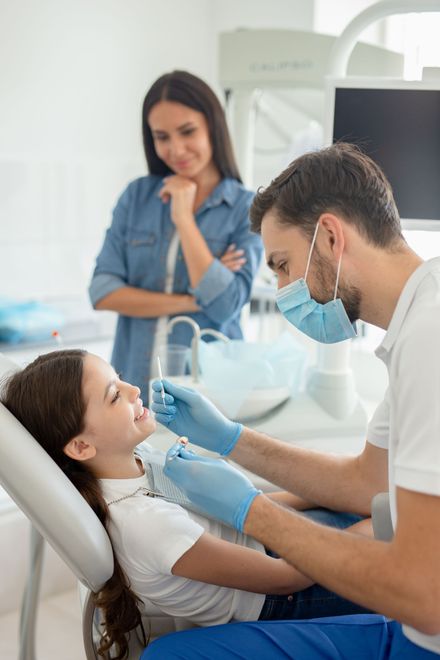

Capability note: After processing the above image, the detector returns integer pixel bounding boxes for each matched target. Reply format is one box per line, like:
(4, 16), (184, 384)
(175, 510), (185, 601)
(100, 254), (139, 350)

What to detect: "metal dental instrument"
(157, 356), (166, 409)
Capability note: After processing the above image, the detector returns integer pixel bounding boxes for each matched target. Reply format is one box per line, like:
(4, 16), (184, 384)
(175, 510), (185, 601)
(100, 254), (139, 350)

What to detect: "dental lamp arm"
(328, 0), (440, 78)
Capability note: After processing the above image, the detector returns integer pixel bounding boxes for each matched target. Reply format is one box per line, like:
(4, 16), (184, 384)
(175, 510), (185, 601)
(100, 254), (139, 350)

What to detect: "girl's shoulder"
(110, 494), (204, 552)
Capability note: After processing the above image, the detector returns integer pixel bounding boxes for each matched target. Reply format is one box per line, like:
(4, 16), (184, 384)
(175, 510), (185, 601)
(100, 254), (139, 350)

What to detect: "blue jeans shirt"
(89, 175), (263, 400)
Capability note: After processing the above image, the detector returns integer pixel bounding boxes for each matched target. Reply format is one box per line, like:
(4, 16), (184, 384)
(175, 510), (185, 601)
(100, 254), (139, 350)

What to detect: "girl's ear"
(63, 435), (96, 462)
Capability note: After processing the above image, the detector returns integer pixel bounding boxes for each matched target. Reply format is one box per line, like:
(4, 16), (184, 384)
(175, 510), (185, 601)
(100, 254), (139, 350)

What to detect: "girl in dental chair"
(1, 349), (371, 660)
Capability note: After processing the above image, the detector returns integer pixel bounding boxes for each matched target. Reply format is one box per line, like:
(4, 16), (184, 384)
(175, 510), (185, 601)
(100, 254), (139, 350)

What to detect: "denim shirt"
(89, 175), (263, 401)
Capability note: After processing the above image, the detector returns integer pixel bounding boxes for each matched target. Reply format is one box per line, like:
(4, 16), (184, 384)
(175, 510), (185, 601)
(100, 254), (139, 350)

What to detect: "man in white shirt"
(147, 143), (440, 659)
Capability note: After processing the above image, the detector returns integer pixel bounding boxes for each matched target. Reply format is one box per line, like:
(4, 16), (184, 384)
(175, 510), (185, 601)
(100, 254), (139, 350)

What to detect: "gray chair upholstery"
(0, 353), (194, 660)
(371, 492), (394, 542)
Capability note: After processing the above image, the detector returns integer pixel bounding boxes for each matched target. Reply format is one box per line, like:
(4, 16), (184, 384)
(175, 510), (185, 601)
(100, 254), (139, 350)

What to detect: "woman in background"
(89, 70), (263, 401)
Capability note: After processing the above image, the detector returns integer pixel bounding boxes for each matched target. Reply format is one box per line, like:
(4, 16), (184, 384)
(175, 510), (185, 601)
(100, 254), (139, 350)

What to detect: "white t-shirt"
(367, 257), (440, 654)
(99, 443), (265, 627)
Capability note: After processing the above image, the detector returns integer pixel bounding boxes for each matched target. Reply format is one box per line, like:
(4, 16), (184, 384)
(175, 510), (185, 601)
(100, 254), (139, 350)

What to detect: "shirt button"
(287, 595), (294, 601)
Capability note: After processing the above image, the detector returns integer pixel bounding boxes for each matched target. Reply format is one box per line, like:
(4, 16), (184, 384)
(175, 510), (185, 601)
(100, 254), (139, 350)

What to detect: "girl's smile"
(135, 405), (149, 422)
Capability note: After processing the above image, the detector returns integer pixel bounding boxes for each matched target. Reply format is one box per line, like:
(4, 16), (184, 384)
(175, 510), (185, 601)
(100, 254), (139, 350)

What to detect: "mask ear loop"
(333, 253), (342, 300)
(304, 222), (320, 283)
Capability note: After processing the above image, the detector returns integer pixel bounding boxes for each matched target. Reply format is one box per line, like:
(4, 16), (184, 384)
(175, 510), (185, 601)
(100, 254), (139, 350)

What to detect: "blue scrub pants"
(141, 509), (407, 659)
(141, 615), (439, 659)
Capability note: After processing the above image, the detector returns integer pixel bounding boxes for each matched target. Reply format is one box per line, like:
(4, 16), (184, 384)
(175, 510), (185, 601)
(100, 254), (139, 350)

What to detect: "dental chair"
(0, 354), (193, 660)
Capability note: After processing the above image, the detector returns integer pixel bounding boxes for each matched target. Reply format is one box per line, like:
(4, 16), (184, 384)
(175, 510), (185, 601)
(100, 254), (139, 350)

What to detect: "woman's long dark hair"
(1, 350), (145, 659)
(142, 69), (242, 181)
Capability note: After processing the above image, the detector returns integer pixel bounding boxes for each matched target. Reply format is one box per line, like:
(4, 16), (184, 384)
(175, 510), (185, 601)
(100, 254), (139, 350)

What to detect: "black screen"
(333, 88), (440, 222)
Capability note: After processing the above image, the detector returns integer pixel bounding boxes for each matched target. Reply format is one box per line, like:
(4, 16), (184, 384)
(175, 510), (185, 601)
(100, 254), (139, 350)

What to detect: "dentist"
(147, 143), (440, 659)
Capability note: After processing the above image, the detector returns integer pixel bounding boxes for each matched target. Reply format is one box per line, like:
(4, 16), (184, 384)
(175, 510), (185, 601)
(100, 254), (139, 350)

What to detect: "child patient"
(1, 349), (371, 659)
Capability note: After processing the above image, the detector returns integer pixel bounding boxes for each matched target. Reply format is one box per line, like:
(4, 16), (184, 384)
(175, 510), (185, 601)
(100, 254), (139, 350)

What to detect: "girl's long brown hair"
(1, 350), (145, 659)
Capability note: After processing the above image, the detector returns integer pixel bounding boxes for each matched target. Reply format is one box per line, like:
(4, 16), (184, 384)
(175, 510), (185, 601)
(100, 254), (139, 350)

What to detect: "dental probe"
(157, 356), (167, 409)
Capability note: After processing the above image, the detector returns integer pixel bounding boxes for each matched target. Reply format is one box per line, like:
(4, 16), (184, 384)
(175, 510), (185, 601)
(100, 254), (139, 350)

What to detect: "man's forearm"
(244, 495), (434, 634)
(265, 491), (317, 510)
(229, 427), (372, 514)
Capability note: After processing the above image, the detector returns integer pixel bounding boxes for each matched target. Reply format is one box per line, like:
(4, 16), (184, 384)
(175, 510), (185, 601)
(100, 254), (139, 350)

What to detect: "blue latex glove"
(151, 379), (243, 455)
(164, 442), (261, 532)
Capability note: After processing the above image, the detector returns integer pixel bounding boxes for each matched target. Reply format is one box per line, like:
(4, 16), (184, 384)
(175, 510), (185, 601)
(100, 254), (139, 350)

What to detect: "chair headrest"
(0, 353), (113, 591)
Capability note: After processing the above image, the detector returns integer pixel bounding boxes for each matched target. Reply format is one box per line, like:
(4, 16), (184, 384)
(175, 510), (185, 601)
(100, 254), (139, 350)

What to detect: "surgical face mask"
(275, 223), (357, 344)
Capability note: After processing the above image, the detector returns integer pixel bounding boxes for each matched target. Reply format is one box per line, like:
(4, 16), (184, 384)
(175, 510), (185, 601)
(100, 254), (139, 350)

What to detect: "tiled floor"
(0, 589), (85, 660)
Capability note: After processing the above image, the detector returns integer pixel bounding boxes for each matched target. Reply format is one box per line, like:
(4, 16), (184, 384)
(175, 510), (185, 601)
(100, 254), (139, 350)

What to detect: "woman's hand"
(158, 175), (197, 226)
(220, 244), (247, 272)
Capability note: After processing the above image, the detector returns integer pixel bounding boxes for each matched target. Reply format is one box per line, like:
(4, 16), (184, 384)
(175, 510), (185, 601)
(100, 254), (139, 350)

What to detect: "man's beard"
(310, 248), (361, 324)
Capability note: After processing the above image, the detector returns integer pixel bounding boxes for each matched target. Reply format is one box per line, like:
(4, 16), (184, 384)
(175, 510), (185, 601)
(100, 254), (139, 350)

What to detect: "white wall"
(2, 0), (439, 307)
(0, 0), (317, 306)
(0, 0), (218, 612)
(212, 0), (313, 33)
(0, 0), (215, 303)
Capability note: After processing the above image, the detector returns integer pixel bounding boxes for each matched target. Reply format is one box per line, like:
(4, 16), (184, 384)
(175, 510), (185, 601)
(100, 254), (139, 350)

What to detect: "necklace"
(106, 462), (166, 505)
(105, 459), (190, 509)
(107, 486), (167, 506)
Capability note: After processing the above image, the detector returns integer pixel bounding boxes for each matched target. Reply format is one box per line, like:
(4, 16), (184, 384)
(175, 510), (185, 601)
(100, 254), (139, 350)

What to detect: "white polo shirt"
(367, 256), (440, 654)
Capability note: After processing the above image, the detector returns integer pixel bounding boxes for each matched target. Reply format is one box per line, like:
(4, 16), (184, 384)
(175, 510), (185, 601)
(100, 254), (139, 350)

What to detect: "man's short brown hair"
(250, 142), (403, 248)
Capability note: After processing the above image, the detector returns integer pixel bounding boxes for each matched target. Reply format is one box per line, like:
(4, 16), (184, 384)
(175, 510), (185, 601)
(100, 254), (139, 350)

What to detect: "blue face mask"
(275, 223), (357, 344)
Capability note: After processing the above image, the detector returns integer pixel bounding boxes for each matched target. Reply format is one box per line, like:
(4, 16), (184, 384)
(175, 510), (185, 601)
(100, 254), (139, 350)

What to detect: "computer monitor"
(324, 77), (440, 230)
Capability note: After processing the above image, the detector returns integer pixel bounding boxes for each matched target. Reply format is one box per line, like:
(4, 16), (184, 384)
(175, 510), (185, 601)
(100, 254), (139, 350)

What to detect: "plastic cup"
(156, 344), (190, 378)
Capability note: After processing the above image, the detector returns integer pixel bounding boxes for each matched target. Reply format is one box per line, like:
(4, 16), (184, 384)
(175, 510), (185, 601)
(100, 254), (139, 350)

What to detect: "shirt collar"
(199, 177), (242, 210)
(376, 257), (440, 360)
